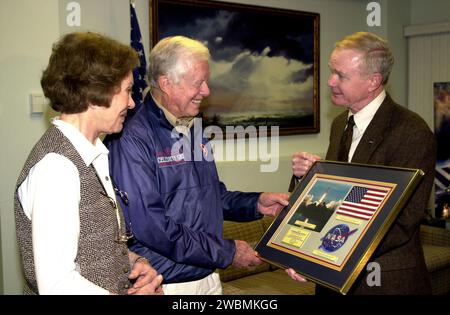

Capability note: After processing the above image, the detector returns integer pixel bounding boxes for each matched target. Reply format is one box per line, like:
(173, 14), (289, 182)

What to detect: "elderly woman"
(14, 32), (163, 295)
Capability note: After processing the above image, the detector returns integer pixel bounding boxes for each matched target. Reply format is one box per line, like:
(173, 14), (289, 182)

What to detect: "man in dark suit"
(287, 32), (436, 294)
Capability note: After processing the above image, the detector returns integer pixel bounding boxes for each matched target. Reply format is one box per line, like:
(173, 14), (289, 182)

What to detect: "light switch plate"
(30, 93), (46, 113)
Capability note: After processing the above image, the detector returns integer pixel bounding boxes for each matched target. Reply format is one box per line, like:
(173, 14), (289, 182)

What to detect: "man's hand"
(257, 192), (289, 217)
(285, 268), (307, 282)
(127, 257), (164, 295)
(232, 240), (262, 268)
(292, 152), (321, 178)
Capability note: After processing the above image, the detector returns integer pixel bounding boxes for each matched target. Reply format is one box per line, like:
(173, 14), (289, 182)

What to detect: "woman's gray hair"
(335, 32), (394, 85)
(148, 36), (210, 89)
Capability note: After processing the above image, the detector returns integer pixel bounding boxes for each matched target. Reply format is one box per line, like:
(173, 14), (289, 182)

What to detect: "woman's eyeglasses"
(114, 187), (129, 205)
(100, 189), (133, 244)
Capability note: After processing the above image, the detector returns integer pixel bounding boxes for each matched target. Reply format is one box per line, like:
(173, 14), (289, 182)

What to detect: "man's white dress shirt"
(347, 90), (386, 162)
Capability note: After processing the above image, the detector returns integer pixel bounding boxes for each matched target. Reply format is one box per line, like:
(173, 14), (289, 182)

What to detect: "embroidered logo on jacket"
(156, 149), (185, 167)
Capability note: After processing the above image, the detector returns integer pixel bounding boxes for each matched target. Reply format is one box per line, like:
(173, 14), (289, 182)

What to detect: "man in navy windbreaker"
(106, 36), (290, 294)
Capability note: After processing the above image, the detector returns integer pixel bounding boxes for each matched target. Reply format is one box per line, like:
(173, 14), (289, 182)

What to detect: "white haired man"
(106, 36), (301, 294)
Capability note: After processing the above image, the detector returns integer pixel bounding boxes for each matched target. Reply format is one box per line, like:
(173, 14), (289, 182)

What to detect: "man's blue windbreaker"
(106, 95), (261, 283)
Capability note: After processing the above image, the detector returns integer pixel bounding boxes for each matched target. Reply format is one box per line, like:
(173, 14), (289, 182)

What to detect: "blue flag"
(129, 2), (148, 117)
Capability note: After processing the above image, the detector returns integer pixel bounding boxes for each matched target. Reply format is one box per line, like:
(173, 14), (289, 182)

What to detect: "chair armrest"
(420, 224), (450, 247)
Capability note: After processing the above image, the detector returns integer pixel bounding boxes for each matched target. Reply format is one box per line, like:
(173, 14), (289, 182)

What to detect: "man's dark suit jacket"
(291, 94), (436, 294)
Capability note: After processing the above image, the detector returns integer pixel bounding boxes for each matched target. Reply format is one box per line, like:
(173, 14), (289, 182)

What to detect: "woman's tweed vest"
(14, 126), (131, 294)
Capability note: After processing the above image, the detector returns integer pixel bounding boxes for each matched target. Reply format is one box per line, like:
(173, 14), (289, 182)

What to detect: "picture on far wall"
(434, 82), (450, 220)
(151, 0), (320, 136)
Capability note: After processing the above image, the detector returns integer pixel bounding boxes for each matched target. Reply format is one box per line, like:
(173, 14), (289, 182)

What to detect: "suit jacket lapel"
(351, 94), (395, 164)
(326, 112), (348, 160)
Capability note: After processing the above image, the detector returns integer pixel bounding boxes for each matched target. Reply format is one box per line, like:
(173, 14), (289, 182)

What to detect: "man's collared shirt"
(151, 92), (194, 136)
(347, 90), (386, 162)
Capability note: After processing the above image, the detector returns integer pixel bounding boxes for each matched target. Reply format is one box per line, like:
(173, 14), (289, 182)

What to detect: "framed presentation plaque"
(255, 161), (424, 294)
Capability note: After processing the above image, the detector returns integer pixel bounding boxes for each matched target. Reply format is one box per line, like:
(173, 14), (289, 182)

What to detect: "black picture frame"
(151, 0), (320, 136)
(255, 161), (424, 294)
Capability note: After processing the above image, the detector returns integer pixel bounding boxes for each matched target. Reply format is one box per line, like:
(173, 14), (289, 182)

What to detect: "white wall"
(0, 0), (61, 295)
(385, 0), (411, 106)
(411, 0), (450, 25)
(0, 0), (434, 294)
(58, 0), (151, 57)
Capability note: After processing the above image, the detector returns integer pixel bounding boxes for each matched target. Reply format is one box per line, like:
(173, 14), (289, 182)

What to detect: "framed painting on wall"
(151, 0), (320, 136)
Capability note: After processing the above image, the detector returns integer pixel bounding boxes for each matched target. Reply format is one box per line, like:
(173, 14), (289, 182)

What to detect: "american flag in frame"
(337, 185), (391, 220)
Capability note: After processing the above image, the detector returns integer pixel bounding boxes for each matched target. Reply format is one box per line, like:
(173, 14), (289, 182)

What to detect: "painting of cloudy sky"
(155, 0), (319, 133)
